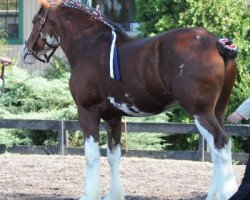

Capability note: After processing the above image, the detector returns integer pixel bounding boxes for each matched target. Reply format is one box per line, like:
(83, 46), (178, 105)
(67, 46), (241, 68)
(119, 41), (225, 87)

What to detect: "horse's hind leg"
(104, 117), (125, 200)
(194, 113), (237, 200)
(215, 59), (237, 129)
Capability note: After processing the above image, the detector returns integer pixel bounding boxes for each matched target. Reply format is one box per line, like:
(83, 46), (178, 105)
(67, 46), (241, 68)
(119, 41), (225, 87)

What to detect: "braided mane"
(53, 0), (130, 40)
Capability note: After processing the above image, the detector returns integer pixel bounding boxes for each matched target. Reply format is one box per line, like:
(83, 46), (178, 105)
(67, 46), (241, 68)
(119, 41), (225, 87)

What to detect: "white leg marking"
(80, 136), (101, 200)
(194, 116), (237, 200)
(104, 145), (125, 200)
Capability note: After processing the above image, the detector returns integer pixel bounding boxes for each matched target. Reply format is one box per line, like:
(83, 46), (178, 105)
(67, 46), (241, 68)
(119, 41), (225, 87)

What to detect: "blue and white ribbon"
(110, 30), (120, 80)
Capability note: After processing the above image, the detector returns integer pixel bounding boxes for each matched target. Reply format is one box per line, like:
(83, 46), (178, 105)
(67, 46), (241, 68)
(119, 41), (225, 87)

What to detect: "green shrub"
(0, 129), (58, 148)
(44, 56), (70, 80)
(0, 66), (76, 118)
(0, 65), (77, 147)
(0, 31), (7, 56)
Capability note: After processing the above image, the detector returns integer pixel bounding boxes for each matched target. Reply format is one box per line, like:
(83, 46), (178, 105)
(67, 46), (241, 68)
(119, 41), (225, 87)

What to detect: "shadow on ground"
(126, 195), (206, 200)
(1, 193), (74, 200)
(2, 193), (207, 200)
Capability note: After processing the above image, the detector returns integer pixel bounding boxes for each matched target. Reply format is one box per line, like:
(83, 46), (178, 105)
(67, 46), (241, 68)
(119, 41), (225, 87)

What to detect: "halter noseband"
(24, 8), (59, 63)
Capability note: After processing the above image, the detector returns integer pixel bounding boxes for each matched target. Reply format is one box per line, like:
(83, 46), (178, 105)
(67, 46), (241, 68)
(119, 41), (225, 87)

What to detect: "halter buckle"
(40, 18), (46, 24)
(40, 32), (45, 40)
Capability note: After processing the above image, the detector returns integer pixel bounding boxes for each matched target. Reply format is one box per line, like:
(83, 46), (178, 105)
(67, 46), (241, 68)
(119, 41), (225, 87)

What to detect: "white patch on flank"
(194, 116), (237, 200)
(80, 136), (101, 200)
(179, 64), (185, 76)
(196, 35), (201, 40)
(104, 145), (125, 200)
(107, 96), (153, 117)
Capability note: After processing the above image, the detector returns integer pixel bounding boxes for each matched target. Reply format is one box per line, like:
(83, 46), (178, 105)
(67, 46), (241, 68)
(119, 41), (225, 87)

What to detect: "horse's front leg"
(104, 117), (125, 200)
(194, 114), (237, 200)
(78, 106), (101, 200)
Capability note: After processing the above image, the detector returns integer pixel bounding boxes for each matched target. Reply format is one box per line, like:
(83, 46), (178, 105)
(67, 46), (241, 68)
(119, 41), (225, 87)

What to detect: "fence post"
(198, 133), (205, 162)
(64, 128), (70, 155)
(65, 130), (69, 147)
(57, 120), (65, 155)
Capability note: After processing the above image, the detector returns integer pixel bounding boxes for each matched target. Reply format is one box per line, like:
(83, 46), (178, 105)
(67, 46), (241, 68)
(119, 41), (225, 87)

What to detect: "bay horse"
(21, 0), (239, 199)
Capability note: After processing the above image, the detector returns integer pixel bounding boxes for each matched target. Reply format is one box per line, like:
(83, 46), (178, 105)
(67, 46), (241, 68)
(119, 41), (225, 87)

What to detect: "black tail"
(217, 38), (238, 59)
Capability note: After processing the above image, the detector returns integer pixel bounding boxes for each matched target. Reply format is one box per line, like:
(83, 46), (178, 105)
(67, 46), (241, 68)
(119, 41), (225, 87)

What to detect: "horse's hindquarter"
(156, 28), (226, 115)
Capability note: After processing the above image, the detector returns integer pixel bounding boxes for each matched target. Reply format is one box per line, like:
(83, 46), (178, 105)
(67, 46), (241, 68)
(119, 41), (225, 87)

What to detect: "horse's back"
(120, 27), (221, 83)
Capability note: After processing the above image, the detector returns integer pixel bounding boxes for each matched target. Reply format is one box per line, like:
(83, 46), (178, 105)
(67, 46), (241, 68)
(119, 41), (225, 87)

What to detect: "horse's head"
(21, 0), (61, 64)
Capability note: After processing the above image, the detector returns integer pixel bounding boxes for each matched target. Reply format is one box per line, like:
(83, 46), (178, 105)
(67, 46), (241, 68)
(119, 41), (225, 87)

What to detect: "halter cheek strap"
(25, 8), (59, 63)
(28, 9), (50, 50)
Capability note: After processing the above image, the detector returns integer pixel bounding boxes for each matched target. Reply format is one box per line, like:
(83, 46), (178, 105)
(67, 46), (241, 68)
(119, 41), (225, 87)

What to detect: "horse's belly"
(107, 96), (154, 117)
(107, 96), (177, 117)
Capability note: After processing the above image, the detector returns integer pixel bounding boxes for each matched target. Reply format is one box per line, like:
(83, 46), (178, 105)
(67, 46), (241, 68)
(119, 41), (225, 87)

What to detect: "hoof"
(205, 181), (238, 200)
(221, 181), (238, 200)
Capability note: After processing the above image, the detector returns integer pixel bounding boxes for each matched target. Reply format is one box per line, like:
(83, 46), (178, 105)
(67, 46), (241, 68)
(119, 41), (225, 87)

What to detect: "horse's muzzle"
(21, 43), (37, 64)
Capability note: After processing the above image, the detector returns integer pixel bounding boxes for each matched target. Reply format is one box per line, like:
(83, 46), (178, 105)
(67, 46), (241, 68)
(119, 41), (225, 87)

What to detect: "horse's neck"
(58, 22), (109, 67)
(55, 11), (132, 68)
(59, 29), (128, 68)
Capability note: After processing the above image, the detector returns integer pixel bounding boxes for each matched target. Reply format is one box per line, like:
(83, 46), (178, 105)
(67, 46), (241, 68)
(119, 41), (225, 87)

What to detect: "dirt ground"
(0, 154), (246, 200)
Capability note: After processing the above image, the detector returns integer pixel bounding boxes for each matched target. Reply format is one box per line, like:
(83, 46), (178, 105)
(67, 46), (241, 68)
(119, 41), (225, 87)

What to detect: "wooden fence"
(0, 119), (249, 163)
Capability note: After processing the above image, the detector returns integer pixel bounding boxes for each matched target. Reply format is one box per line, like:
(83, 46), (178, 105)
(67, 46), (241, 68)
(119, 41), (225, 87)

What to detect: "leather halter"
(24, 8), (59, 63)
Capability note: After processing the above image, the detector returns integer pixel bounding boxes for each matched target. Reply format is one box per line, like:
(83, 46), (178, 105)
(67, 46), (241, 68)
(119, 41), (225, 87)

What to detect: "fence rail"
(0, 119), (249, 163)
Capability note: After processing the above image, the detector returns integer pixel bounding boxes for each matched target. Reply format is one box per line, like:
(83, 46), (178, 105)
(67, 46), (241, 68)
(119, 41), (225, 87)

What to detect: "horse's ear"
(39, 0), (50, 9)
